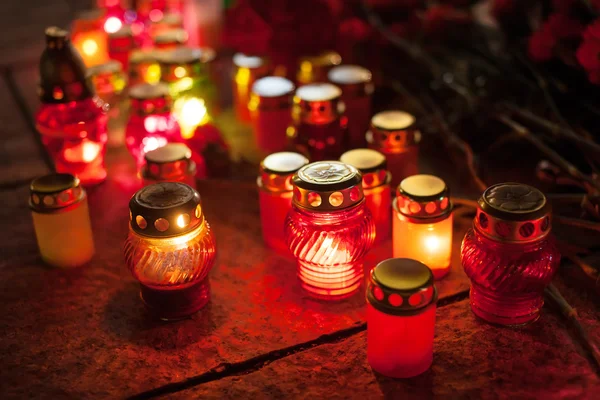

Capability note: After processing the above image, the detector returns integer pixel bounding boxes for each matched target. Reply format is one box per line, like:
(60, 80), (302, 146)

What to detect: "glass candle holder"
(393, 175), (453, 280)
(328, 65), (374, 149)
(128, 49), (162, 86)
(71, 10), (110, 67)
(153, 28), (188, 49)
(461, 183), (561, 326)
(108, 26), (136, 72)
(289, 83), (347, 161)
(340, 149), (391, 244)
(88, 61), (128, 148)
(367, 258), (437, 378)
(296, 51), (342, 86)
(125, 83), (181, 168)
(257, 152), (309, 253)
(367, 111), (421, 189)
(30, 174), (95, 268)
(233, 53), (270, 123)
(284, 161), (375, 300)
(124, 181), (216, 320)
(249, 76), (295, 154)
(142, 143), (198, 187)
(36, 27), (109, 187)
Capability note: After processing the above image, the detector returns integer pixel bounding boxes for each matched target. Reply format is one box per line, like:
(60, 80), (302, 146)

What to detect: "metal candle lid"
(293, 83), (344, 124)
(129, 182), (204, 237)
(297, 51), (342, 85)
(292, 161), (363, 211)
(87, 60), (126, 95)
(340, 149), (390, 190)
(143, 143), (196, 181)
(475, 182), (552, 243)
(153, 28), (188, 47)
(367, 111), (421, 152)
(367, 258), (437, 316)
(258, 152), (309, 193)
(129, 83), (172, 116)
(29, 173), (85, 213)
(233, 53), (270, 72)
(157, 47), (215, 81)
(250, 76), (295, 111)
(129, 49), (159, 65)
(395, 175), (452, 223)
(327, 65), (374, 97)
(39, 27), (95, 104)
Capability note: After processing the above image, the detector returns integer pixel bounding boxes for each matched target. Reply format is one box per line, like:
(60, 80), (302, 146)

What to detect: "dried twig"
(554, 215), (600, 232)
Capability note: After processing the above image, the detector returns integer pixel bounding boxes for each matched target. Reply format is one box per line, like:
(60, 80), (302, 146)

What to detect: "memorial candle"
(142, 143), (198, 188)
(71, 10), (110, 67)
(232, 53), (270, 122)
(296, 51), (342, 85)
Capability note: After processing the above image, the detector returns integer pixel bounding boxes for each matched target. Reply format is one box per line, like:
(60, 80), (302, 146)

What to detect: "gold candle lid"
(249, 76), (295, 111)
(340, 149), (390, 189)
(297, 51), (342, 85)
(157, 47), (215, 81)
(292, 161), (363, 211)
(233, 53), (270, 73)
(367, 111), (421, 152)
(327, 65), (374, 97)
(129, 49), (160, 65)
(129, 182), (204, 237)
(475, 182), (552, 243)
(258, 152), (309, 193)
(153, 28), (188, 47)
(143, 143), (196, 181)
(293, 83), (344, 124)
(29, 173), (85, 213)
(367, 258), (437, 316)
(395, 174), (452, 223)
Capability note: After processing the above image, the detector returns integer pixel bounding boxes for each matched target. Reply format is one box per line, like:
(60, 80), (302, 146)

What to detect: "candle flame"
(424, 236), (440, 252)
(82, 39), (98, 56)
(177, 214), (186, 228)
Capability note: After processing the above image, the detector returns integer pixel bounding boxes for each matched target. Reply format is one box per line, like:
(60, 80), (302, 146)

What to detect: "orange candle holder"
(393, 175), (453, 280)
(30, 174), (95, 268)
(340, 149), (391, 244)
(71, 10), (110, 67)
(367, 258), (437, 378)
(142, 143), (198, 188)
(367, 111), (421, 189)
(296, 51), (341, 85)
(257, 152), (309, 253)
(328, 65), (374, 148)
(124, 182), (216, 320)
(233, 53), (270, 122)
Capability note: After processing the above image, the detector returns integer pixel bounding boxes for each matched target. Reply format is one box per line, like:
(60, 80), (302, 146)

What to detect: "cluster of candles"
(28, 1), (562, 380)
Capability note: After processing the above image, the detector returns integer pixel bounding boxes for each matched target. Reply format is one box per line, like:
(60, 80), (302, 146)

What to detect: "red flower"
(577, 20), (600, 84)
(528, 13), (583, 62)
(339, 17), (372, 42)
(422, 5), (471, 34)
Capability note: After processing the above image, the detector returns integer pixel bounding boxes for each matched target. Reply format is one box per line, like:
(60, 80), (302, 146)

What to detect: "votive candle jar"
(461, 183), (561, 325)
(328, 65), (373, 148)
(257, 152), (309, 253)
(289, 83), (347, 161)
(36, 27), (109, 187)
(232, 53), (270, 122)
(249, 76), (295, 154)
(71, 10), (110, 67)
(30, 174), (95, 268)
(153, 28), (188, 49)
(296, 51), (341, 85)
(125, 83), (181, 168)
(124, 182), (216, 320)
(88, 60), (128, 147)
(340, 149), (391, 244)
(142, 143), (198, 188)
(367, 258), (437, 378)
(284, 161), (375, 299)
(129, 49), (162, 86)
(393, 175), (453, 280)
(367, 111), (421, 189)
(108, 26), (136, 71)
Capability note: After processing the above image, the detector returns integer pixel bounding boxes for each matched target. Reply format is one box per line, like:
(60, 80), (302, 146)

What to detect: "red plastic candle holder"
(36, 27), (109, 187)
(233, 53), (270, 122)
(284, 161), (375, 300)
(108, 26), (137, 72)
(461, 183), (561, 325)
(142, 143), (198, 188)
(393, 175), (453, 280)
(328, 65), (374, 148)
(296, 51), (341, 85)
(289, 83), (348, 161)
(367, 258), (437, 378)
(125, 83), (181, 168)
(257, 152), (309, 253)
(124, 182), (216, 320)
(340, 149), (391, 244)
(249, 76), (295, 154)
(367, 111), (421, 189)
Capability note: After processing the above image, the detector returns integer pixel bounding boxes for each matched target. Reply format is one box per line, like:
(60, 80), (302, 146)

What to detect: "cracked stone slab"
(173, 299), (600, 400)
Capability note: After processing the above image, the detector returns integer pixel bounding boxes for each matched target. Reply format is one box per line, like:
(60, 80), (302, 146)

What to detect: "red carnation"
(577, 20), (600, 84)
(528, 13), (583, 62)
